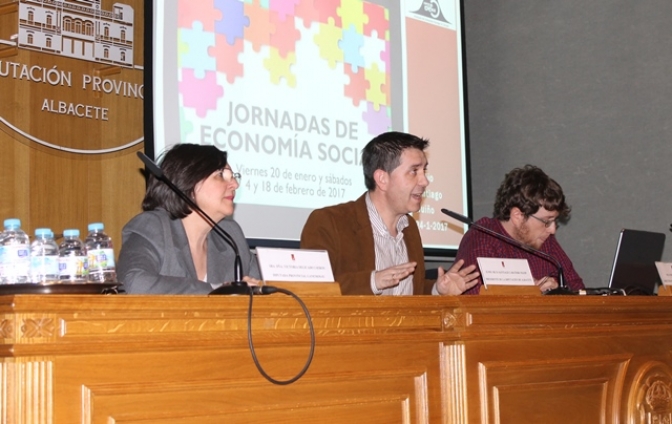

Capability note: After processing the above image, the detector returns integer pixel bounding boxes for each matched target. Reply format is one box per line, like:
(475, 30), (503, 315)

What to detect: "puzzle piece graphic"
(313, 0), (342, 27)
(178, 0), (222, 32)
(176, 0), (392, 141)
(337, 0), (368, 34)
(294, 0), (320, 28)
(269, 0), (300, 22)
(338, 24), (365, 72)
(180, 69), (224, 117)
(360, 32), (386, 71)
(313, 18), (343, 69)
(270, 9), (301, 58)
(208, 34), (244, 83)
(362, 102), (391, 135)
(244, 1), (275, 52)
(180, 21), (217, 79)
(365, 62), (387, 109)
(214, 0), (250, 45)
(263, 48), (296, 86)
(344, 63), (369, 106)
(363, 2), (388, 39)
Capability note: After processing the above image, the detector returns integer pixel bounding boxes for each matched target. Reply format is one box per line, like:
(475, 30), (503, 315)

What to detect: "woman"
(118, 144), (261, 294)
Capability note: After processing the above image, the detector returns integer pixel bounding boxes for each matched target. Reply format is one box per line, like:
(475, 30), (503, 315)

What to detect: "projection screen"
(146, 0), (471, 255)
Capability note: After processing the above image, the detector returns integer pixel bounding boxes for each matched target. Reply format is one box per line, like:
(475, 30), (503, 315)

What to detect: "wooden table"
(1, 294), (672, 423)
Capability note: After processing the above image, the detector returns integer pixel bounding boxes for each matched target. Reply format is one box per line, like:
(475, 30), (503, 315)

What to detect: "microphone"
(577, 288), (625, 296)
(137, 151), (253, 295)
(441, 208), (575, 295)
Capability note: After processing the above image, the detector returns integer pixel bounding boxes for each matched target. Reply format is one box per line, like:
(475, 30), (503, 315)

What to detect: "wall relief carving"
(629, 361), (672, 424)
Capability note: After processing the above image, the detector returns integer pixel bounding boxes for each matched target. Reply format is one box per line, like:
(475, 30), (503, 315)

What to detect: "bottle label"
(87, 248), (115, 271)
(58, 256), (88, 279)
(31, 255), (60, 281)
(1, 245), (30, 282)
(0, 246), (6, 276)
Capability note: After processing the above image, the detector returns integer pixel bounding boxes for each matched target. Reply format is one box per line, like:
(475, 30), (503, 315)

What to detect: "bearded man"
(455, 165), (584, 294)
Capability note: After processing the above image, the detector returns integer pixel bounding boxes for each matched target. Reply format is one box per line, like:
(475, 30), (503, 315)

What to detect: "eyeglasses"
(219, 168), (241, 182)
(529, 214), (559, 229)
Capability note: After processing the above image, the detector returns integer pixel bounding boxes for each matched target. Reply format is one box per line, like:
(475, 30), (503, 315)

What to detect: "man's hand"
(374, 262), (417, 290)
(435, 259), (480, 295)
(535, 276), (558, 293)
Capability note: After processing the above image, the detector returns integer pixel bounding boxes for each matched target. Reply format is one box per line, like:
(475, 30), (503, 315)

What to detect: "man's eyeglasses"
(529, 214), (559, 229)
(219, 168), (241, 182)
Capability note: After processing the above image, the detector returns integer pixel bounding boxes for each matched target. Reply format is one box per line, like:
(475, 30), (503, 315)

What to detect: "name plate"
(256, 247), (335, 282)
(656, 261), (672, 286)
(476, 257), (535, 287)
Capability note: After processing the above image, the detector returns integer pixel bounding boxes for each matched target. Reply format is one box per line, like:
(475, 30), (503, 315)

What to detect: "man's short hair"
(142, 143), (228, 219)
(361, 131), (429, 190)
(493, 165), (571, 221)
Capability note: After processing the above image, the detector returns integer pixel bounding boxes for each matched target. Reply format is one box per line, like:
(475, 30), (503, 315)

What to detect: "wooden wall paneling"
(0, 0), (146, 252)
(0, 132), (145, 248)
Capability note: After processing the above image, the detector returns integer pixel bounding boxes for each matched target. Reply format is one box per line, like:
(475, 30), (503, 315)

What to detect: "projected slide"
(152, 0), (468, 251)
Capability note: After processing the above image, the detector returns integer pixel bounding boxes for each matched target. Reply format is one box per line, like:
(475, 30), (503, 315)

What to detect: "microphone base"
(209, 281), (251, 296)
(543, 287), (577, 296)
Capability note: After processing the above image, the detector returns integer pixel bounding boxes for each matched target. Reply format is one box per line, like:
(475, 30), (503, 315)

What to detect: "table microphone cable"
(245, 285), (316, 385)
(138, 151), (316, 383)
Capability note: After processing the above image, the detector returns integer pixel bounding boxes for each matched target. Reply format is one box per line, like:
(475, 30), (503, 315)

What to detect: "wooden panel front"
(3, 295), (672, 423)
(481, 355), (626, 423)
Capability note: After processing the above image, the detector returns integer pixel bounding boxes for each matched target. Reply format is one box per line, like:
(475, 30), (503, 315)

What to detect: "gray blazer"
(117, 209), (260, 294)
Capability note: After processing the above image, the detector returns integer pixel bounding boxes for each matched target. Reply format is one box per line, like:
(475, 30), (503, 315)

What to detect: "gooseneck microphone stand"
(137, 151), (249, 294)
(441, 208), (575, 295)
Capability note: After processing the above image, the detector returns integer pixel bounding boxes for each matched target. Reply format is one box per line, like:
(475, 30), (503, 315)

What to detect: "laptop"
(608, 229), (666, 295)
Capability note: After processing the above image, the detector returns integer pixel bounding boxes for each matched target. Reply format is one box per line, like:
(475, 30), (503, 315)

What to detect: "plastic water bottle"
(0, 224), (5, 282)
(30, 228), (60, 283)
(85, 222), (116, 282)
(0, 218), (31, 284)
(58, 229), (88, 282)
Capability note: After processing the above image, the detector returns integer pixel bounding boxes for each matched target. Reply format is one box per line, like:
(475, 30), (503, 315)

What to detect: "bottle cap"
(35, 228), (52, 237)
(88, 222), (104, 231)
(63, 229), (80, 237)
(4, 218), (20, 229)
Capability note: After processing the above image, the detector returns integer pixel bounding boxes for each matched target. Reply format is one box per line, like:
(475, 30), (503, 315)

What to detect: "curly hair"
(142, 144), (228, 219)
(493, 165), (571, 221)
(362, 131), (429, 190)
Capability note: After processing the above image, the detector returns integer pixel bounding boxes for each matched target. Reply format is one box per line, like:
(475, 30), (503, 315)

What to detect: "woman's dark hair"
(362, 131), (429, 190)
(493, 165), (571, 221)
(142, 144), (228, 219)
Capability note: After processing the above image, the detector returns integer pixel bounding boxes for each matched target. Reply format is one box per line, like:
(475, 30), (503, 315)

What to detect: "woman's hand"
(243, 276), (261, 286)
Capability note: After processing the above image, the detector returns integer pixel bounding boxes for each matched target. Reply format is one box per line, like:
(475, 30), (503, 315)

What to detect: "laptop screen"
(608, 229), (666, 295)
